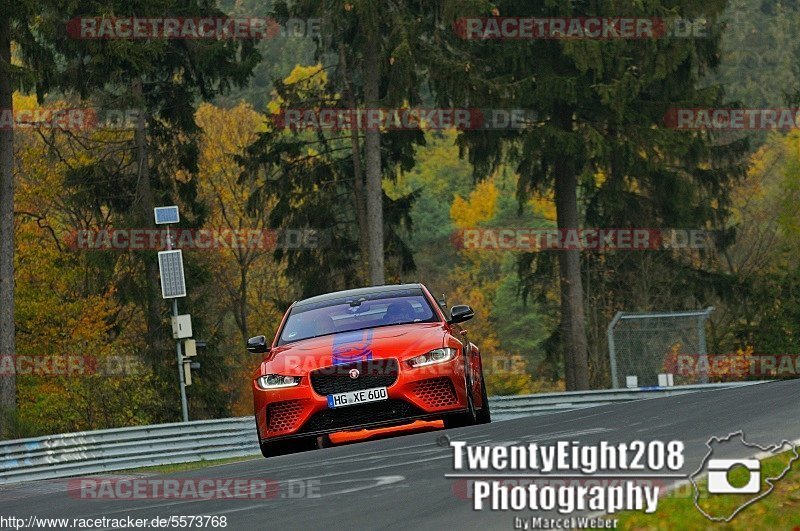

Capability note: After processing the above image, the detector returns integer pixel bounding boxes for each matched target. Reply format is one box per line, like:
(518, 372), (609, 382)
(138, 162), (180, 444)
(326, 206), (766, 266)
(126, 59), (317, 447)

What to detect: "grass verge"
(110, 455), (260, 475)
(618, 448), (800, 530)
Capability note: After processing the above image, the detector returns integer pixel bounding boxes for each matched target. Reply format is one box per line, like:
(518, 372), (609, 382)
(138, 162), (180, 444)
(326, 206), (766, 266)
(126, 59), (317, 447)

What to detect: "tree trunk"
(363, 28), (385, 286)
(0, 16), (17, 428)
(339, 46), (369, 282)
(132, 80), (163, 366)
(237, 264), (249, 344)
(553, 105), (590, 391)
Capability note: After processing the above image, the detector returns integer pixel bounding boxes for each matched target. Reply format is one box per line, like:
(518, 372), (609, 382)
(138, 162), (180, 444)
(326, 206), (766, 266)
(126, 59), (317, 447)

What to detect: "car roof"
(294, 283), (426, 308)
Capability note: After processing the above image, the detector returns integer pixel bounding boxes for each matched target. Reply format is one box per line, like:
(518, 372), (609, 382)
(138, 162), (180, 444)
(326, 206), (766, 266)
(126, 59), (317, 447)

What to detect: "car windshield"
(278, 290), (438, 345)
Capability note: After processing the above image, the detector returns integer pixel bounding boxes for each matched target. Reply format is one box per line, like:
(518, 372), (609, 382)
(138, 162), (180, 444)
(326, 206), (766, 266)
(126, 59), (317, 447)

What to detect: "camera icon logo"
(691, 431), (800, 522)
(707, 459), (760, 494)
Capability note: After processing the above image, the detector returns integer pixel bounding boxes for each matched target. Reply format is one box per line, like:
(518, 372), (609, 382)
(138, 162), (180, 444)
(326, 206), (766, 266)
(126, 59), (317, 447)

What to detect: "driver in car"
(383, 300), (417, 324)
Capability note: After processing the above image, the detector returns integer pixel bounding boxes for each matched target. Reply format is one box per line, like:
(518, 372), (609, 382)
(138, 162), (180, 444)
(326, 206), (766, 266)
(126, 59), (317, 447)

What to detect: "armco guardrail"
(489, 381), (764, 421)
(0, 417), (260, 485)
(0, 381), (765, 485)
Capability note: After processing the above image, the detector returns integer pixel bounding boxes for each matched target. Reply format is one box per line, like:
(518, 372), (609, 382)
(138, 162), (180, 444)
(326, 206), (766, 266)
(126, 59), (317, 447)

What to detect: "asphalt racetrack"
(1, 380), (798, 530)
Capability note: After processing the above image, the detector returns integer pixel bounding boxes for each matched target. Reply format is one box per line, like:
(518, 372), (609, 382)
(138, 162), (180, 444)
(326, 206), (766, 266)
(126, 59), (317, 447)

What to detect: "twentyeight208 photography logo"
(690, 431), (800, 522)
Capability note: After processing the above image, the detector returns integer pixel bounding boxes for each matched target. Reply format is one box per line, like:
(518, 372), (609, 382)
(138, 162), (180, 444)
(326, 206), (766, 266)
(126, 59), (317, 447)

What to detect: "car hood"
(258, 323), (449, 375)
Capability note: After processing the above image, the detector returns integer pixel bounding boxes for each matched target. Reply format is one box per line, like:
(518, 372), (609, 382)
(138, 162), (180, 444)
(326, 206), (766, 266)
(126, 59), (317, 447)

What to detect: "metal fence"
(0, 417), (259, 485)
(0, 380), (762, 485)
(607, 307), (714, 388)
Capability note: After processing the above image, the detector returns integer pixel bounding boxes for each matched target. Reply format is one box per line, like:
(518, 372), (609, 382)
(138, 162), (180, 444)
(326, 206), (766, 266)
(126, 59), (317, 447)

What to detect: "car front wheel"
(444, 370), (478, 429)
(475, 364), (491, 424)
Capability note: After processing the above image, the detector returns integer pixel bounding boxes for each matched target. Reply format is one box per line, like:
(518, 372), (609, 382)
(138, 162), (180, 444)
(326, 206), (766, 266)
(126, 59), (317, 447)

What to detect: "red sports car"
(249, 283), (490, 457)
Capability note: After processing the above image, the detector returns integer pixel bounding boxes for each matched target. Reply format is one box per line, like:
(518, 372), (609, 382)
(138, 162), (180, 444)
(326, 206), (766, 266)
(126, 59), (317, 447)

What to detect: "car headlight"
(257, 374), (301, 390)
(408, 347), (457, 368)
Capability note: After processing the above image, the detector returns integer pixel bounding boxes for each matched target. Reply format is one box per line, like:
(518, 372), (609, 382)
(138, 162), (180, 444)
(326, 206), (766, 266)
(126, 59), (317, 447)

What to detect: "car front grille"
(310, 359), (399, 395)
(299, 399), (423, 433)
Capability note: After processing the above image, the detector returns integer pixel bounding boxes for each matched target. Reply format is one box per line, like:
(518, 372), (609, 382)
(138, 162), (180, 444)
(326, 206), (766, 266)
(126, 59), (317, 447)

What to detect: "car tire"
(475, 366), (491, 425)
(444, 368), (477, 429)
(259, 436), (317, 458)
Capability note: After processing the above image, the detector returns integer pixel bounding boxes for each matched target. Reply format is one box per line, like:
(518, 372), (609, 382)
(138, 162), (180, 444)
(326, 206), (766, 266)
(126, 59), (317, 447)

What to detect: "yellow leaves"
(197, 101), (264, 154)
(13, 93), (38, 109)
(442, 163), (559, 396)
(10, 92), (135, 370)
(528, 192), (556, 222)
(195, 102), (267, 217)
(267, 64), (328, 114)
(193, 101), (285, 417)
(196, 102), (265, 222)
(450, 179), (498, 228)
(735, 131), (800, 242)
(485, 365), (534, 395)
(746, 131), (798, 182)
(593, 169), (607, 188)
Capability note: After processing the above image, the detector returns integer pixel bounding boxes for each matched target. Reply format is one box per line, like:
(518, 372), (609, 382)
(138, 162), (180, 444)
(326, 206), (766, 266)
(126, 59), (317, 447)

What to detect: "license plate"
(327, 386), (388, 408)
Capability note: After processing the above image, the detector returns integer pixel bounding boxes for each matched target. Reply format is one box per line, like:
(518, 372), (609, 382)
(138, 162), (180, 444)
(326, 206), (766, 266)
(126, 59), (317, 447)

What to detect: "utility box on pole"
(171, 315), (192, 339)
(183, 339), (197, 357)
(183, 361), (193, 386)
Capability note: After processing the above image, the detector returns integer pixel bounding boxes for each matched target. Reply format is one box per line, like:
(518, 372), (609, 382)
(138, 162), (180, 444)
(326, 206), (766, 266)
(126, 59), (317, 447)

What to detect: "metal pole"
(173, 298), (189, 422)
(166, 225), (189, 422)
(697, 306), (714, 385)
(607, 311), (624, 389)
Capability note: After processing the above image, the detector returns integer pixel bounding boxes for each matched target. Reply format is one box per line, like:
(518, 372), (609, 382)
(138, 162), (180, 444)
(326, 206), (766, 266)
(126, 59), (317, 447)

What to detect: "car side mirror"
(247, 335), (270, 354)
(448, 305), (474, 324)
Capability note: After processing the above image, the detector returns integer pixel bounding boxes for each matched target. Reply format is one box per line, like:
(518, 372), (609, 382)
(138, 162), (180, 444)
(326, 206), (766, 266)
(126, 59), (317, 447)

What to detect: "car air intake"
(411, 377), (459, 408)
(299, 399), (423, 433)
(267, 400), (305, 434)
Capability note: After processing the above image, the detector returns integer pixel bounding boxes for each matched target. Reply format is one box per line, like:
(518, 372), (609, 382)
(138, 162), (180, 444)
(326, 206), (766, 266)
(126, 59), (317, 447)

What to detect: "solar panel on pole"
(158, 250), (186, 299)
(154, 206), (180, 225)
(153, 205), (189, 422)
